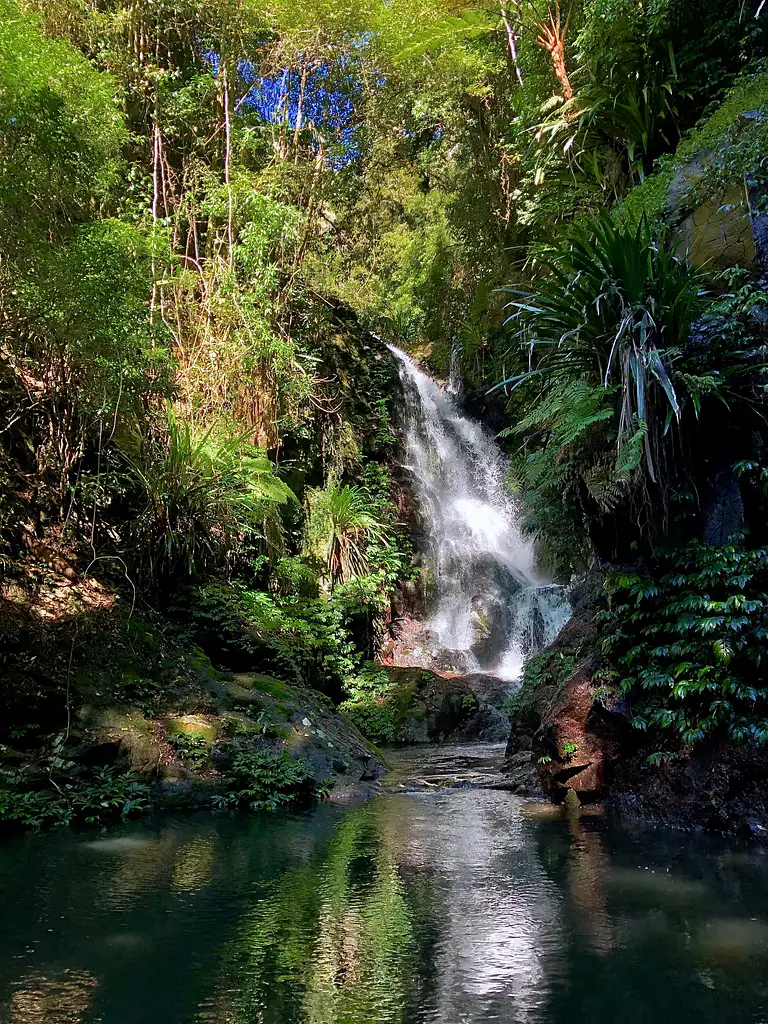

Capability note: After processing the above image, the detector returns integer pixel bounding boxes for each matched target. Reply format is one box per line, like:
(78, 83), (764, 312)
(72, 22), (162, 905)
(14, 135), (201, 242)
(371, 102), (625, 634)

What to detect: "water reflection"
(8, 971), (97, 1024)
(5, 787), (768, 1023)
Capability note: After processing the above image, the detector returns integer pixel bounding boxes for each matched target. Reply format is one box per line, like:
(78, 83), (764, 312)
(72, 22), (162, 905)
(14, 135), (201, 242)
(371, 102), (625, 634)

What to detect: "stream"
(3, 757), (768, 1023)
(3, 360), (767, 1024)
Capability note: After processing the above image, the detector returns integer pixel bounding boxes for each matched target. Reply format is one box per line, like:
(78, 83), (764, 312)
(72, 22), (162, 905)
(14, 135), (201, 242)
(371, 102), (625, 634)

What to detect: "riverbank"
(0, 553), (515, 831)
(0, 557), (385, 830)
(502, 589), (768, 838)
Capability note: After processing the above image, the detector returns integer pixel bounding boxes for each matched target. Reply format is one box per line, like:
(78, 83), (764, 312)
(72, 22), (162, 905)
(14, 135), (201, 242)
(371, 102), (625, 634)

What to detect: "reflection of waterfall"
(381, 788), (564, 1024)
(390, 346), (570, 680)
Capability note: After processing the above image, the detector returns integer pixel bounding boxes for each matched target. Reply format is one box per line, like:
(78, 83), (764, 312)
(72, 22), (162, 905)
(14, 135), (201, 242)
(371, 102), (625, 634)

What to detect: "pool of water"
(3, 747), (768, 1023)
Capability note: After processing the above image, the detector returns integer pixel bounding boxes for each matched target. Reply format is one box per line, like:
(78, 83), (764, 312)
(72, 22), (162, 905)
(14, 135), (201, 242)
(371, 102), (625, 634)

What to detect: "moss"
(233, 673), (295, 699)
(187, 646), (224, 679)
(619, 67), (768, 227)
(166, 715), (219, 744)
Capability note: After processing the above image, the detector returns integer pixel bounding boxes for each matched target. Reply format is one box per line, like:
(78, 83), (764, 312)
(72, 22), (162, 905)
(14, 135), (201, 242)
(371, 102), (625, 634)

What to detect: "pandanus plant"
(497, 213), (704, 484)
(123, 404), (296, 585)
(304, 483), (387, 589)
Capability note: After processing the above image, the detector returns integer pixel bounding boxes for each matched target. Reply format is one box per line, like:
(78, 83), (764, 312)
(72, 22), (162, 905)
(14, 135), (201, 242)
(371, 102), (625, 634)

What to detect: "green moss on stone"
(166, 715), (219, 744)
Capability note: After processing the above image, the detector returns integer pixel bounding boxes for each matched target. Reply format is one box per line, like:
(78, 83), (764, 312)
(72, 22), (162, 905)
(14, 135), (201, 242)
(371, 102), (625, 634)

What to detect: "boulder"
(78, 707), (163, 773)
(534, 660), (620, 802)
(374, 667), (511, 744)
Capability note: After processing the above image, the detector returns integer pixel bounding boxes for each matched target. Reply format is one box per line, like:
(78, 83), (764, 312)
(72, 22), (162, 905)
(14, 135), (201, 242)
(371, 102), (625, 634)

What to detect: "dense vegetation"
(3, 0), (768, 821)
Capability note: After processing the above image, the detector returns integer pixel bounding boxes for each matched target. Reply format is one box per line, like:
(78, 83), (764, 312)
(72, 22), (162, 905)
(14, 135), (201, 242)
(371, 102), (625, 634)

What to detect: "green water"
(3, 748), (768, 1023)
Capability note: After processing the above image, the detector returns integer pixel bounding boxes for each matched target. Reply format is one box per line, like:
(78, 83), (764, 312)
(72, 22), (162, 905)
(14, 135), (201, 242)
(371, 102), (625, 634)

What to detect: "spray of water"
(390, 346), (570, 681)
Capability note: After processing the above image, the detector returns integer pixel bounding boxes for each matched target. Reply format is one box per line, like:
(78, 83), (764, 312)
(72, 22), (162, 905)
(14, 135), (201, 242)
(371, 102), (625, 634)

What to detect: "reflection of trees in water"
(210, 804), (418, 1024)
(303, 812), (415, 1024)
(564, 808), (615, 955)
(214, 791), (569, 1024)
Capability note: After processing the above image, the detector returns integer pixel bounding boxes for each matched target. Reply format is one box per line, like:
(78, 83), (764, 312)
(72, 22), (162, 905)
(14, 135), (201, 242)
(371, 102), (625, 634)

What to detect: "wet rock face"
(503, 606), (768, 835)
(380, 668), (512, 745)
(606, 743), (768, 837)
(535, 667), (630, 804)
(501, 591), (628, 806)
(502, 656), (628, 806)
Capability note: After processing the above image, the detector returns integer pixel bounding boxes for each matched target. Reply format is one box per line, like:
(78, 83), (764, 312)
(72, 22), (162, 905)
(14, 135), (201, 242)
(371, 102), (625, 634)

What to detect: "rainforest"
(3, 0), (768, 1021)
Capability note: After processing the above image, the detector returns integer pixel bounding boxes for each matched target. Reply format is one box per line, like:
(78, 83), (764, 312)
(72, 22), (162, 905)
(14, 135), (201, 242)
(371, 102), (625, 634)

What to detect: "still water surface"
(2, 746), (768, 1023)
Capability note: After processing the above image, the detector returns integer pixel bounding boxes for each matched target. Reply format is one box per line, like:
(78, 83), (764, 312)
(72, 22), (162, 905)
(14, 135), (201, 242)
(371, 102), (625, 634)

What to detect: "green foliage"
(217, 750), (319, 812)
(168, 731), (210, 769)
(270, 556), (320, 599)
(500, 213), (704, 571)
(303, 483), (387, 589)
(0, 763), (149, 831)
(340, 664), (400, 744)
(601, 543), (768, 748)
(0, 0), (125, 245)
(503, 650), (579, 716)
(12, 220), (172, 417)
(123, 406), (295, 586)
(187, 578), (373, 691)
(621, 66), (768, 225)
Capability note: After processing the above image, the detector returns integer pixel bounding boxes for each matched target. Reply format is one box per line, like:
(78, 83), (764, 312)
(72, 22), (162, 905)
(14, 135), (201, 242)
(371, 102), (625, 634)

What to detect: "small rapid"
(390, 346), (570, 680)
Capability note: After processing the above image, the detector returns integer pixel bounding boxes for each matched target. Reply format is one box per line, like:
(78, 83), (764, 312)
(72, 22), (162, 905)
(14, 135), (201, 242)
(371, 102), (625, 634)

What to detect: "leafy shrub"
(340, 665), (434, 745)
(270, 556), (319, 599)
(187, 581), (362, 688)
(600, 542), (768, 749)
(0, 0), (126, 244)
(303, 483), (387, 588)
(502, 651), (579, 716)
(168, 732), (210, 770)
(217, 750), (319, 812)
(0, 764), (149, 830)
(341, 664), (400, 744)
(499, 213), (705, 571)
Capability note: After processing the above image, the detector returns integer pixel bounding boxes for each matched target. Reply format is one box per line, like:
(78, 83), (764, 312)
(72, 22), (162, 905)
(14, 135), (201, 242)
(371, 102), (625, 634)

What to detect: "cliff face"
(502, 589), (768, 838)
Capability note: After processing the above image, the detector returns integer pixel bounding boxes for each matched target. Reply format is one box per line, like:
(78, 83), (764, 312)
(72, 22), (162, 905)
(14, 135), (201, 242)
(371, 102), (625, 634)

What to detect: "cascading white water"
(391, 346), (570, 681)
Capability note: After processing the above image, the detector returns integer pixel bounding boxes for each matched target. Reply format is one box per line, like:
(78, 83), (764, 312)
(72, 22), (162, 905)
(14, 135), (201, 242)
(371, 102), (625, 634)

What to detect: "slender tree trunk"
(500, 4), (524, 86)
(222, 61), (234, 265)
(293, 61), (309, 160)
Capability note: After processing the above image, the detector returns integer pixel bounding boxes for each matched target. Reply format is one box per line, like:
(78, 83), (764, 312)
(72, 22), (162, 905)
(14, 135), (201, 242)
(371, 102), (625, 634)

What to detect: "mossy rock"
(81, 706), (163, 773)
(0, 745), (25, 764)
(166, 715), (219, 744)
(233, 673), (294, 699)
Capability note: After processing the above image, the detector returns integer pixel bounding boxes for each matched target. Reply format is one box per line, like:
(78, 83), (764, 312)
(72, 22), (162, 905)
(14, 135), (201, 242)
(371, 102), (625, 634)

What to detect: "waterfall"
(390, 346), (570, 681)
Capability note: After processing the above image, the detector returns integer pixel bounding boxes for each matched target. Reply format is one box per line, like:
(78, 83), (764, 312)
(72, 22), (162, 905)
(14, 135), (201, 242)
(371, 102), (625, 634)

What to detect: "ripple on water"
(3, 763), (768, 1023)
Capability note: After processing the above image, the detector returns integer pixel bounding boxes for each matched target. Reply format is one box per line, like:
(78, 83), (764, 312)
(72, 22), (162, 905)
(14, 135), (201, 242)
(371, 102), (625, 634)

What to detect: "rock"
(702, 468), (745, 545)
(677, 183), (755, 270)
(503, 587), (626, 805)
(0, 745), (26, 764)
(606, 741), (768, 835)
(166, 715), (219, 744)
(502, 749), (543, 797)
(79, 707), (164, 774)
(367, 667), (511, 745)
(503, 594), (768, 834)
(535, 661), (609, 803)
